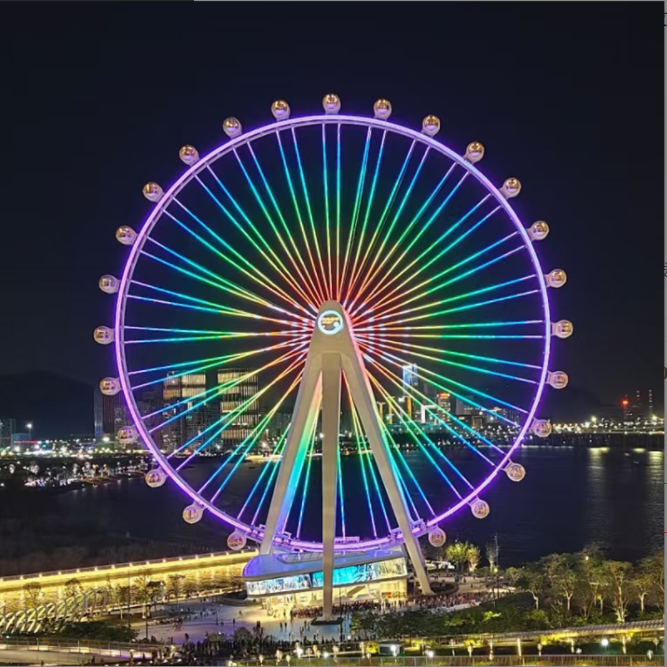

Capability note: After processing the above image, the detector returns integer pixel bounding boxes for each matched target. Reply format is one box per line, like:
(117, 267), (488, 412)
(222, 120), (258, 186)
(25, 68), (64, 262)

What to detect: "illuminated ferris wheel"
(95, 95), (572, 597)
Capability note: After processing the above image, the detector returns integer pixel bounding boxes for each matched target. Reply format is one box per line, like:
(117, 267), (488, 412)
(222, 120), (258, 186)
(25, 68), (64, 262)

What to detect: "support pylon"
(260, 301), (432, 619)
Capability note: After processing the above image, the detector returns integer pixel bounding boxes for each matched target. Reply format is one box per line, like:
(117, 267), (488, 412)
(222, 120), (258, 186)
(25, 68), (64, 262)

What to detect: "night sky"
(1, 2), (663, 425)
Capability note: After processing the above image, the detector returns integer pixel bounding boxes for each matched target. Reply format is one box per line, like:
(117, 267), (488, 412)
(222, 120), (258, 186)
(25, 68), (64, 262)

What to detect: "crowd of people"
(289, 599), (382, 619)
(412, 588), (495, 611)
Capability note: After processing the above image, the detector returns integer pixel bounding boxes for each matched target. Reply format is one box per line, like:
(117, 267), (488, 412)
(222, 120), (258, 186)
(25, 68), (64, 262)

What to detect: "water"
(2, 445), (663, 573)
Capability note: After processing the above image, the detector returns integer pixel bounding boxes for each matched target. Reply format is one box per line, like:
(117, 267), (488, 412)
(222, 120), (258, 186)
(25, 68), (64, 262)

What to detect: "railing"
(0, 548), (257, 585)
(237, 657), (661, 666)
(0, 635), (168, 657)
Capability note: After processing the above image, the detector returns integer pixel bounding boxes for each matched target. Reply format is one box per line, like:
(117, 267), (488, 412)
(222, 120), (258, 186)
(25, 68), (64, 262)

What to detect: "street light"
(26, 422), (33, 439)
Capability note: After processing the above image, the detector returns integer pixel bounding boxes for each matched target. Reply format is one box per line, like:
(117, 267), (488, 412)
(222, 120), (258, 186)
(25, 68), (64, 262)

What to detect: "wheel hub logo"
(317, 310), (344, 335)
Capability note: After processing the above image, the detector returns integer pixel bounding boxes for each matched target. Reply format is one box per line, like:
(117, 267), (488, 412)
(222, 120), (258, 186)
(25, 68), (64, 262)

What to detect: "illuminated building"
(436, 392), (452, 422)
(243, 547), (407, 614)
(402, 364), (419, 421)
(162, 372), (209, 454)
(217, 368), (259, 445)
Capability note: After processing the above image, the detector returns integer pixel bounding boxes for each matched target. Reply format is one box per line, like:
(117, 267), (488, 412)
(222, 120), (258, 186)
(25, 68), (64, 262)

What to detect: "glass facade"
(245, 557), (407, 597)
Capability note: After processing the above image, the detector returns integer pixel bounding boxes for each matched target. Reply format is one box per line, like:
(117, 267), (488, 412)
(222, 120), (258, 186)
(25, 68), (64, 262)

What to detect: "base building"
(243, 547), (408, 615)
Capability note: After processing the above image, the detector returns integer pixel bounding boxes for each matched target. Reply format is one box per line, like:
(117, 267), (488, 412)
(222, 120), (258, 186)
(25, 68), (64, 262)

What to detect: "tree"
(23, 582), (43, 612)
(632, 567), (654, 614)
(445, 541), (469, 574)
(542, 554), (577, 613)
(639, 549), (664, 612)
(515, 566), (545, 610)
(64, 577), (83, 601)
(466, 545), (481, 573)
(605, 561), (633, 623)
(168, 574), (185, 601)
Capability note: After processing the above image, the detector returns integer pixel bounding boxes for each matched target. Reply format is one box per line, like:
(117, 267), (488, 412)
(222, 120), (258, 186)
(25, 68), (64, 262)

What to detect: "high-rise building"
(94, 390), (129, 440)
(436, 392), (452, 422)
(455, 397), (475, 417)
(402, 364), (418, 389)
(402, 364), (420, 421)
(217, 368), (260, 445)
(162, 372), (210, 454)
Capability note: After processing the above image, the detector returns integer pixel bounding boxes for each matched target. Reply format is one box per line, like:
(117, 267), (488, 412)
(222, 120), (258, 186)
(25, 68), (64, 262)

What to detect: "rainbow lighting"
(96, 97), (570, 596)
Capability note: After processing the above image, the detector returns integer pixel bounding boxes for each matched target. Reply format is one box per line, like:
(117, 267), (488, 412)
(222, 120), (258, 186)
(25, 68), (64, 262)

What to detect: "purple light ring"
(113, 113), (551, 551)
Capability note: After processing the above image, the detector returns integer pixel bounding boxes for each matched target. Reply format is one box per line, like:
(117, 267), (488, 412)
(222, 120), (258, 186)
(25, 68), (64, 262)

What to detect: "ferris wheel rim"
(113, 110), (552, 551)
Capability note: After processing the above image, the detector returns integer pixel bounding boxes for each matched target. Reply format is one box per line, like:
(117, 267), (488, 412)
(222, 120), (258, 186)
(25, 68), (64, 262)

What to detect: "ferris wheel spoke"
(337, 442), (347, 539)
(346, 139), (417, 304)
(228, 148), (320, 307)
(322, 126), (333, 297)
(173, 356), (304, 468)
(355, 319), (543, 337)
(237, 428), (289, 522)
(290, 127), (329, 297)
(249, 431), (291, 526)
(243, 143), (324, 306)
(371, 378), (470, 498)
(164, 206), (313, 314)
(360, 333), (537, 385)
(358, 333), (539, 373)
(196, 167), (322, 309)
(125, 329), (306, 347)
(142, 237), (307, 321)
(375, 279), (539, 328)
(141, 350), (302, 422)
(128, 281), (311, 329)
(366, 232), (520, 319)
(335, 123), (342, 300)
(295, 426), (317, 539)
(363, 170), (470, 304)
(206, 378), (301, 504)
(368, 245), (527, 323)
(367, 200), (501, 312)
(153, 349), (303, 440)
(206, 410), (286, 507)
(275, 131), (328, 302)
(338, 126), (373, 301)
(130, 338), (306, 390)
(382, 424), (436, 518)
(350, 398), (392, 534)
(344, 381), (379, 538)
(353, 144), (431, 303)
(345, 130), (388, 297)
(249, 440), (287, 526)
(352, 165), (465, 312)
(360, 341), (525, 419)
(367, 358), (500, 465)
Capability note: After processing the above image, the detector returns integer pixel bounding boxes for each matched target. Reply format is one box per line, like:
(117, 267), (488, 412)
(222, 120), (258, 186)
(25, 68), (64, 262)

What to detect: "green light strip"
(339, 126), (373, 300)
(275, 131), (326, 301)
(347, 130), (388, 294)
(291, 127), (328, 296)
(228, 150), (319, 306)
(245, 143), (322, 305)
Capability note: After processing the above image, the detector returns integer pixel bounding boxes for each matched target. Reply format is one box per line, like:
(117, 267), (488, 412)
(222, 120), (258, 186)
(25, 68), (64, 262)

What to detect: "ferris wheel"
(95, 95), (571, 596)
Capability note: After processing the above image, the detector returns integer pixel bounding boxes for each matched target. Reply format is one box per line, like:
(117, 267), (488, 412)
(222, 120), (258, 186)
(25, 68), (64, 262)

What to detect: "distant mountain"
(0, 371), (93, 438)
